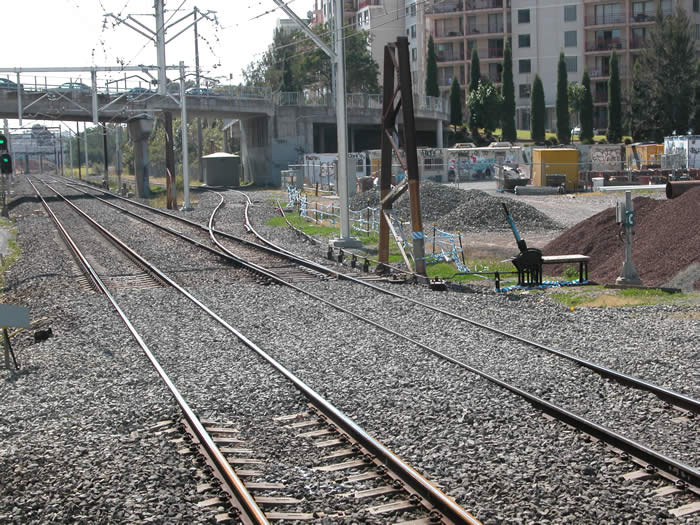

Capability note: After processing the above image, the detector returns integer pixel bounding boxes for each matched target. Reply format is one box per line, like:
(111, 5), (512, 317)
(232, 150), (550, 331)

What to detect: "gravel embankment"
(1, 178), (698, 524)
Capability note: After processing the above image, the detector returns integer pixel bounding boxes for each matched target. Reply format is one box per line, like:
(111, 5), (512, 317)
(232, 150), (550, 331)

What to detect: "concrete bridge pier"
(128, 117), (154, 198)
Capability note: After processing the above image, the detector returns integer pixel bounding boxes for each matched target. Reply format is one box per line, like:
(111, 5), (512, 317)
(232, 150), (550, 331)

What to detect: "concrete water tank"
(201, 152), (240, 187)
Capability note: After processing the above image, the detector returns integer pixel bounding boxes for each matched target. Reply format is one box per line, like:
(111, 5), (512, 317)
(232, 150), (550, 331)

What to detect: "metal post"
(397, 36), (426, 276)
(194, 6), (204, 182)
(91, 69), (98, 124)
(616, 190), (642, 285)
(16, 73), (22, 126)
(378, 45), (395, 265)
(116, 125), (122, 192)
(179, 61), (191, 210)
(68, 126), (73, 177)
(59, 126), (65, 177)
(164, 112), (176, 209)
(76, 121), (81, 180)
(156, 0), (168, 95)
(83, 122), (89, 176)
(102, 123), (109, 188)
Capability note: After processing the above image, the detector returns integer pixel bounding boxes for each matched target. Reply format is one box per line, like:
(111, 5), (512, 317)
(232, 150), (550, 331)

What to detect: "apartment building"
(405, 0), (429, 93)
(312, 1), (406, 86)
(425, 0), (700, 131)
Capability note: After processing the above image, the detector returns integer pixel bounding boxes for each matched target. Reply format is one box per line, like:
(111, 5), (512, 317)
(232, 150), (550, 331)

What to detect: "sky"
(3, 0), (315, 129)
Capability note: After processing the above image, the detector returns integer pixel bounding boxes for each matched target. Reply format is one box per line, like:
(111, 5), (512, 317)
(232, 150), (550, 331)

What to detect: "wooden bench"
(541, 254), (591, 283)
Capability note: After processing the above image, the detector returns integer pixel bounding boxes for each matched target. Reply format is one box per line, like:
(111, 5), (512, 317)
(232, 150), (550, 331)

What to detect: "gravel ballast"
(1, 177), (698, 524)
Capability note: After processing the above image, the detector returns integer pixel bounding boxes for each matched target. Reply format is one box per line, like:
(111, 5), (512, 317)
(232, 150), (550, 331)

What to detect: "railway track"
(29, 177), (481, 524)
(38, 176), (700, 517)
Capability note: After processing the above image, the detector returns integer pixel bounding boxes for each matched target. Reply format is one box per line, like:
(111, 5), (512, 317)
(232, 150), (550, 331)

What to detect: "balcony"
(584, 13), (626, 26)
(630, 36), (647, 49)
(630, 12), (654, 23)
(466, 23), (504, 35)
(435, 29), (465, 38)
(426, 0), (464, 14)
(466, 0), (505, 10)
(437, 51), (466, 62)
(585, 38), (625, 52)
(487, 47), (504, 58)
(357, 0), (381, 8)
(588, 64), (627, 78)
(594, 92), (608, 103)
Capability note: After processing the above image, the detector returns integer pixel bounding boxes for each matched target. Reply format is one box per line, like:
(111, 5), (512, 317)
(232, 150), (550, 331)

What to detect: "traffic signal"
(0, 154), (11, 175)
(0, 134), (9, 174)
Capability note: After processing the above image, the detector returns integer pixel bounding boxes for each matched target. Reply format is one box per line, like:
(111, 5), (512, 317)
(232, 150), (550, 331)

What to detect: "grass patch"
(549, 286), (692, 308)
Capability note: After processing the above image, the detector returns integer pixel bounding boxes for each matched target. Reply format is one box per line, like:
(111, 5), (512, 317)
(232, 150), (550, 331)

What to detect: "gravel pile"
(2, 177), (698, 524)
(351, 181), (563, 233)
(544, 186), (700, 289)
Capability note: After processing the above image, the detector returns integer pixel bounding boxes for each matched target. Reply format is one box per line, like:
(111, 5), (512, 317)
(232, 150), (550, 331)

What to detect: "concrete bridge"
(0, 85), (449, 186)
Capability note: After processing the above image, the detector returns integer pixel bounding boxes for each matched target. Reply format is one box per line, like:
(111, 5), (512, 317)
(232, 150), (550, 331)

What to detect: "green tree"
(567, 82), (585, 126)
(467, 79), (503, 135)
(580, 70), (594, 143)
(501, 40), (516, 142)
(425, 35), (439, 97)
(628, 5), (695, 138)
(691, 61), (700, 133)
(469, 47), (481, 93)
(556, 51), (571, 144)
(607, 50), (622, 143)
(530, 74), (545, 143)
(449, 76), (463, 128)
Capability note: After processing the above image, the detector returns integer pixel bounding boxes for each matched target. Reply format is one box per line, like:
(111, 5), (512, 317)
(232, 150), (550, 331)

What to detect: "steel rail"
(41, 179), (482, 524)
(31, 179), (269, 525)
(62, 179), (700, 414)
(207, 193), (700, 491)
(242, 195), (700, 415)
(54, 178), (700, 491)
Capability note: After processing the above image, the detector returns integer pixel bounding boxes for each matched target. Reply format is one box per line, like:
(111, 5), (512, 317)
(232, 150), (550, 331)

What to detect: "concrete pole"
(194, 6), (204, 181)
(332, 0), (358, 246)
(155, 0), (168, 95)
(180, 61), (191, 210)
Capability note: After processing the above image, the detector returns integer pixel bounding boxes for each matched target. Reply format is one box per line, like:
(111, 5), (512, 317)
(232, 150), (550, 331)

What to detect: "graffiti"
(590, 146), (621, 171)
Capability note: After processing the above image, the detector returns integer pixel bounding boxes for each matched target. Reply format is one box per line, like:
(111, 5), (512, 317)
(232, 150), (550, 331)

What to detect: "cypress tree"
(690, 60), (700, 134)
(531, 74), (545, 143)
(469, 48), (481, 94)
(449, 76), (463, 128)
(580, 69), (594, 143)
(556, 51), (570, 144)
(607, 50), (622, 143)
(425, 35), (439, 98)
(501, 40), (516, 142)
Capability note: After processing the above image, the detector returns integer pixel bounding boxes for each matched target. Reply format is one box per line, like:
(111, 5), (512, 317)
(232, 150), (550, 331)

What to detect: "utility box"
(532, 148), (579, 191)
(626, 143), (663, 168)
(202, 152), (240, 187)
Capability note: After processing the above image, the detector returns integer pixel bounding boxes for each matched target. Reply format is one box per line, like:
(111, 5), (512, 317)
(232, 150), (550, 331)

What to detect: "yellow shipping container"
(531, 149), (579, 191)
(625, 143), (663, 168)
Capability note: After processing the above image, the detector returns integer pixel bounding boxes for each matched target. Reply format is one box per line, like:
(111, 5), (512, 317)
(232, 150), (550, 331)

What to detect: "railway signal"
(0, 134), (10, 175)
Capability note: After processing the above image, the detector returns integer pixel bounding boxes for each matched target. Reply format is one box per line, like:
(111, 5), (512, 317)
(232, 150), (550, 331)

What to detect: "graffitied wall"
(589, 145), (623, 172)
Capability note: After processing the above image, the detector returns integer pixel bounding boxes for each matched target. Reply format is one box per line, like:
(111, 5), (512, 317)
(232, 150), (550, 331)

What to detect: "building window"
(411, 25), (416, 38)
(632, 1), (654, 21)
(406, 28), (410, 36)
(696, 24), (700, 39)
(518, 34), (531, 47)
(695, 0), (700, 12)
(518, 9), (530, 23)
(565, 56), (577, 73)
(594, 3), (622, 25)
(519, 84), (531, 98)
(489, 63), (503, 82)
(519, 59), (531, 73)
(467, 39), (475, 55)
(564, 5), (577, 21)
(564, 30), (577, 47)
(411, 3), (416, 16)
(412, 47), (417, 61)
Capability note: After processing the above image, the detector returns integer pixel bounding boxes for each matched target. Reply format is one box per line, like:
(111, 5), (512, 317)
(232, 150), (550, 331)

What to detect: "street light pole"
(194, 6), (204, 182)
(155, 0), (167, 95)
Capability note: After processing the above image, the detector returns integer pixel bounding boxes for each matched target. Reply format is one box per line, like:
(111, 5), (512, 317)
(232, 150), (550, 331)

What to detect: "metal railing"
(466, 23), (505, 35)
(437, 52), (466, 62)
(585, 13), (626, 25)
(585, 38), (626, 51)
(275, 92), (447, 114)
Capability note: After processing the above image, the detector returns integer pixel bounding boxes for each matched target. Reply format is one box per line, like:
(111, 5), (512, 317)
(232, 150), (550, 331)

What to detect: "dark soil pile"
(350, 180), (563, 232)
(543, 186), (700, 288)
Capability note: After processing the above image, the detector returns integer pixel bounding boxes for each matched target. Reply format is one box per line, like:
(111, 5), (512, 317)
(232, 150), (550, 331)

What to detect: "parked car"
(55, 82), (92, 94)
(126, 87), (153, 98)
(571, 126), (581, 137)
(185, 87), (215, 96)
(0, 78), (19, 91)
